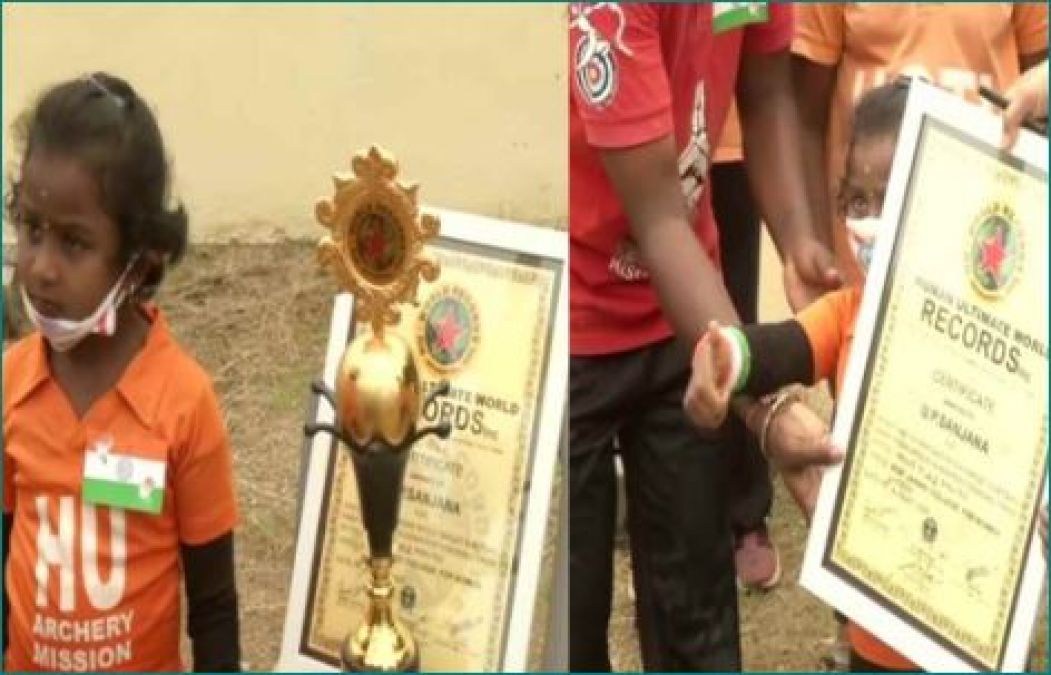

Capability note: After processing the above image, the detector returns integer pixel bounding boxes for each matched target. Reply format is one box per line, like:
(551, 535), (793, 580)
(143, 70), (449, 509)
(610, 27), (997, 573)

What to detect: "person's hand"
(683, 320), (736, 428)
(1002, 60), (1048, 150)
(782, 238), (842, 312)
(763, 400), (844, 522)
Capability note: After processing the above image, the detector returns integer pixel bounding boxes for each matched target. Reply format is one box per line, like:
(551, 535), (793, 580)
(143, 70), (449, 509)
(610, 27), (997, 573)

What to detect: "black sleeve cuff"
(739, 320), (816, 396)
(181, 531), (241, 672)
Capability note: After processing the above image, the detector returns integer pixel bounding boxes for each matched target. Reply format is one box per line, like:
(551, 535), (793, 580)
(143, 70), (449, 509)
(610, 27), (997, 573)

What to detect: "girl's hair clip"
(83, 73), (126, 109)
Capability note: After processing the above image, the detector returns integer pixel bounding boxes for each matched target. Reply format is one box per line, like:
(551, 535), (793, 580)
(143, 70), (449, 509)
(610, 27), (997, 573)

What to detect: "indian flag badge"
(712, 2), (769, 34)
(82, 436), (166, 514)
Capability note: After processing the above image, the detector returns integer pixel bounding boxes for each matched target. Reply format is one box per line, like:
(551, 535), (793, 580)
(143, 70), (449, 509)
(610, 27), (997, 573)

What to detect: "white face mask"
(845, 216), (881, 274)
(21, 257), (139, 352)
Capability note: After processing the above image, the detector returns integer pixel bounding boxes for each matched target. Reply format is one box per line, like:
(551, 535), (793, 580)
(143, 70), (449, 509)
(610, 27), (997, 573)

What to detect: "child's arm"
(685, 318), (816, 429)
(685, 288), (853, 429)
(738, 43), (841, 310)
(181, 532), (240, 672)
(174, 380), (241, 671)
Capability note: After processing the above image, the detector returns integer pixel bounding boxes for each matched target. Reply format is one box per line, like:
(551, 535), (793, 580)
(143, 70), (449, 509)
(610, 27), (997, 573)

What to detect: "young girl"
(686, 79), (1050, 671)
(2, 73), (241, 672)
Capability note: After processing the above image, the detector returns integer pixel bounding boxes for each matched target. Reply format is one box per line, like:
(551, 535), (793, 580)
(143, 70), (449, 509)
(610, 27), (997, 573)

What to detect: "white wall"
(2, 3), (567, 241)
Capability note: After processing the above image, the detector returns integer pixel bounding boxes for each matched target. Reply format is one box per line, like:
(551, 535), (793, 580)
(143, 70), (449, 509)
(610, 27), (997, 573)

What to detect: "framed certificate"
(276, 209), (567, 672)
(802, 80), (1048, 672)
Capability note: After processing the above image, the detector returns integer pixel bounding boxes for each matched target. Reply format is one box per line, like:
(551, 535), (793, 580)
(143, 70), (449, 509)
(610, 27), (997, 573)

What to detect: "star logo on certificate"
(968, 201), (1022, 299)
(418, 284), (479, 373)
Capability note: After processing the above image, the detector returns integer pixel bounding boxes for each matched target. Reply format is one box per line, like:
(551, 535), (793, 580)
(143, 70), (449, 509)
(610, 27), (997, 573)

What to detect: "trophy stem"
(341, 557), (419, 673)
(349, 441), (411, 559)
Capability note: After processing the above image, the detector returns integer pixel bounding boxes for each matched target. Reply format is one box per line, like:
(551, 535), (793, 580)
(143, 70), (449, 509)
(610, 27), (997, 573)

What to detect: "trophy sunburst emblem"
(316, 145), (441, 337)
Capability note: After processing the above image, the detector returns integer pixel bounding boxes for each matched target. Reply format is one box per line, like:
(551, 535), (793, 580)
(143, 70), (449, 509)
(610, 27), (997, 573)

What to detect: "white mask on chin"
(21, 256), (139, 352)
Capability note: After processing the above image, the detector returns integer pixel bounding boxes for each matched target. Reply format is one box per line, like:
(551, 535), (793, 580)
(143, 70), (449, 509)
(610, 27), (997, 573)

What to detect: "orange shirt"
(798, 285), (916, 670)
(793, 2), (1048, 284)
(3, 306), (238, 672)
(797, 285), (861, 392)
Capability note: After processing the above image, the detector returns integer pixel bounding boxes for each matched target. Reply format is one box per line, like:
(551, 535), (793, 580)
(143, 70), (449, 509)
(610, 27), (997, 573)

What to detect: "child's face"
(14, 151), (124, 322)
(840, 134), (896, 275)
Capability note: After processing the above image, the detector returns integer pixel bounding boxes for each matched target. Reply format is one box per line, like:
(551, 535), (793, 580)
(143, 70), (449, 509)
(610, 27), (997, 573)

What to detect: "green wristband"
(725, 325), (752, 394)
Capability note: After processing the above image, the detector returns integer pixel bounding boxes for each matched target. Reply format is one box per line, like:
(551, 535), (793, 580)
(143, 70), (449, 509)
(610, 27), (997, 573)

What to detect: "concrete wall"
(2, 3), (567, 241)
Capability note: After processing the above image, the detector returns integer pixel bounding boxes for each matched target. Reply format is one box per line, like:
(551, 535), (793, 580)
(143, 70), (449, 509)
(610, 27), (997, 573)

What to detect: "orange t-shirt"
(797, 285), (861, 393)
(3, 306), (239, 672)
(792, 2), (1048, 284)
(797, 285), (917, 670)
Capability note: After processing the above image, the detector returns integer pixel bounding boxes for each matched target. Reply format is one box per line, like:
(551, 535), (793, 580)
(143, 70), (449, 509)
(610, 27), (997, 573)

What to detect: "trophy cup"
(304, 146), (451, 672)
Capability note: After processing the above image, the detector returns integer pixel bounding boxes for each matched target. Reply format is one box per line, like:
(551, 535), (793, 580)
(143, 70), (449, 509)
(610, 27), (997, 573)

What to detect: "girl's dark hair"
(7, 72), (187, 297)
(850, 78), (911, 147)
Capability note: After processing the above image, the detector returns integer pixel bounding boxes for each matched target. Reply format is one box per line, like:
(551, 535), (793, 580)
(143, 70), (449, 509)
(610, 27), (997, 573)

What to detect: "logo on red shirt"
(571, 3), (632, 108)
(678, 81), (710, 213)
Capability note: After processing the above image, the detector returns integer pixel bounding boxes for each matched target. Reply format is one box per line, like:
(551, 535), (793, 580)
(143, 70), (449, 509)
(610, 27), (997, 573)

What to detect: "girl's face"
(840, 133), (896, 275)
(14, 150), (124, 322)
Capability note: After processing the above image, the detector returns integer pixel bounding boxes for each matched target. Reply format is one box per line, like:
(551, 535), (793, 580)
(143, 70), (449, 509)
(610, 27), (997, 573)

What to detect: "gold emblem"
(316, 145), (440, 337)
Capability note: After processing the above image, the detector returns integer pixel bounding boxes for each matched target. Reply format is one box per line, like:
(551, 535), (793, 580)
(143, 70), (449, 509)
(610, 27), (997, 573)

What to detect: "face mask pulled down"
(21, 258), (138, 352)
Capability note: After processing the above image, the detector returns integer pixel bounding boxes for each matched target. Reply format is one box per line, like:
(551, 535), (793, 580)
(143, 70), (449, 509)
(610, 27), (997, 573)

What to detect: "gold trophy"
(304, 146), (451, 672)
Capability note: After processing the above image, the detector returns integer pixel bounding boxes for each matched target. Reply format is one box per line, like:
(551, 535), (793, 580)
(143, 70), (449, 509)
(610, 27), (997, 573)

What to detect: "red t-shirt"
(569, 2), (794, 355)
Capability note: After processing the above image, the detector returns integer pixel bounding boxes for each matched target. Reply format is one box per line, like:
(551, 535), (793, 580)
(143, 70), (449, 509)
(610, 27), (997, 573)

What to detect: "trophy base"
(341, 643), (420, 673)
(340, 557), (420, 673)
(340, 625), (419, 673)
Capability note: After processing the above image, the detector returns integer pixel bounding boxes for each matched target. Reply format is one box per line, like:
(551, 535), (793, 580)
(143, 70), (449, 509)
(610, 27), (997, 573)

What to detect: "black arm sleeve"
(3, 513), (11, 654)
(739, 320), (816, 396)
(181, 531), (241, 672)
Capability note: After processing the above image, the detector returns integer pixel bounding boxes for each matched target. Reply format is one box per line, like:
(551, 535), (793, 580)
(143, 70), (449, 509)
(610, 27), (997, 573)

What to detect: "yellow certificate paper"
(278, 212), (566, 672)
(802, 81), (1048, 673)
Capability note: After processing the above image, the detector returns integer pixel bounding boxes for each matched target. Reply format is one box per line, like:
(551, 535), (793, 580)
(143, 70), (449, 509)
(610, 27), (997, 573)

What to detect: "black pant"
(569, 338), (741, 672)
(711, 160), (772, 535)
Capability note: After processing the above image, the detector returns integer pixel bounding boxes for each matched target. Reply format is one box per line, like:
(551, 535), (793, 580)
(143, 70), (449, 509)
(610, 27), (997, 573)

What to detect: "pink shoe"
(734, 523), (781, 591)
